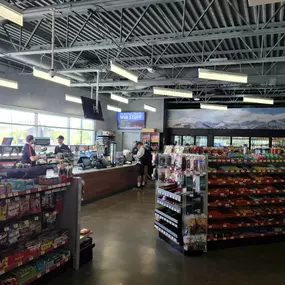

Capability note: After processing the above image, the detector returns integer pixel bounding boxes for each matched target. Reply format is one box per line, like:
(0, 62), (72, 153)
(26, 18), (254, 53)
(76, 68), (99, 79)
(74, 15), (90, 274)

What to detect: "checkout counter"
(73, 164), (137, 203)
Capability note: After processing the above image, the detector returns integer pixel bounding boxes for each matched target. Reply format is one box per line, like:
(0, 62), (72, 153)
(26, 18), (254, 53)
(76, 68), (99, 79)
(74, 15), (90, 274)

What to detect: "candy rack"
(0, 177), (82, 285)
(155, 154), (208, 254)
(208, 155), (285, 243)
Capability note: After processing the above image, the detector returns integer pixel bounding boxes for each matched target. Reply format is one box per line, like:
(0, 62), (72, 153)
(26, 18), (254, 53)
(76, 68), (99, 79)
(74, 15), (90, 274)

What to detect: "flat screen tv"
(81, 97), (104, 121)
(117, 112), (146, 130)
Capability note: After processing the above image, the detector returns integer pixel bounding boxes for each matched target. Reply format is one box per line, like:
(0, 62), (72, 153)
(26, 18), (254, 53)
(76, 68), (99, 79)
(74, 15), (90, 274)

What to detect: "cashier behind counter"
(54, 135), (70, 155)
(21, 135), (39, 166)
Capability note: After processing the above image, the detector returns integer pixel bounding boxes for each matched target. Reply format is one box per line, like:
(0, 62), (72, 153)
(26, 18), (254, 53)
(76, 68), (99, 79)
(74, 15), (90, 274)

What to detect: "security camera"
(49, 69), (56, 78)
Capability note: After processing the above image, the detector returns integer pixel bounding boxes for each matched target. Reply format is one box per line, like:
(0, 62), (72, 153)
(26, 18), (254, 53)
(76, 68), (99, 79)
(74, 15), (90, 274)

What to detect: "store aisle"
(51, 183), (285, 285)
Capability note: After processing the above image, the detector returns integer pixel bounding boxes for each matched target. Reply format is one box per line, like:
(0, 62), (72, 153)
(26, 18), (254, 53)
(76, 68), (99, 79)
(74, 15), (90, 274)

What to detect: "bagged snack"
(29, 216), (41, 237)
(0, 201), (7, 221)
(18, 220), (31, 242)
(42, 212), (57, 231)
(19, 196), (30, 215)
(30, 194), (41, 214)
(8, 225), (20, 245)
(55, 193), (63, 213)
(41, 193), (54, 210)
(7, 199), (20, 219)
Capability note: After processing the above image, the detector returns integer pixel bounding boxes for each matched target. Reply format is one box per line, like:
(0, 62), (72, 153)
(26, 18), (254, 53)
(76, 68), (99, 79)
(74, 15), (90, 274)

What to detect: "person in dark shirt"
(22, 135), (39, 166)
(131, 141), (138, 155)
(54, 135), (71, 155)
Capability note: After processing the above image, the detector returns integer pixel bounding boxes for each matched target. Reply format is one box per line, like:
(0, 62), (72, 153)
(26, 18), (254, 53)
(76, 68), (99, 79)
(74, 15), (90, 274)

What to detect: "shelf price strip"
(208, 220), (285, 229)
(208, 231), (285, 241)
(154, 225), (179, 245)
(157, 198), (181, 214)
(157, 188), (182, 202)
(155, 213), (178, 228)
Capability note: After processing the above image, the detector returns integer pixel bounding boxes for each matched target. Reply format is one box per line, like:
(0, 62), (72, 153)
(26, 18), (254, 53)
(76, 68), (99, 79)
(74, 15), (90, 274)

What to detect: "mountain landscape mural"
(167, 108), (285, 129)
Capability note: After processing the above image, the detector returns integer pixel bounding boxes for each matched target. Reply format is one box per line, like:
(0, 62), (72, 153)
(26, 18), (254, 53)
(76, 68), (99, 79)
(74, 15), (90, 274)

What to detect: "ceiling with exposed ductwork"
(1, 0), (285, 106)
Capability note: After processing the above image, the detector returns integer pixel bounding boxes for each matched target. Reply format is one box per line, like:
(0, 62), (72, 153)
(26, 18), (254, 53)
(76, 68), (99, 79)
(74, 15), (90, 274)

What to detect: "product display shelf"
(0, 183), (71, 199)
(208, 155), (285, 244)
(155, 154), (208, 254)
(0, 238), (69, 276)
(21, 253), (70, 285)
(0, 177), (83, 285)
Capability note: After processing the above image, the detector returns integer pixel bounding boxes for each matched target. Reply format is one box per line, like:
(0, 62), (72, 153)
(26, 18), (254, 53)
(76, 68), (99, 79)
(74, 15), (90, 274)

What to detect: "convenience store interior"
(1, 1), (285, 285)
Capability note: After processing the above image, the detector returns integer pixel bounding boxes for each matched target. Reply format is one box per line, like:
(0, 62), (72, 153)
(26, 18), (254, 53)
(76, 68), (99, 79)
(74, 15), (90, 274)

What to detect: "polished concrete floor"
(52, 183), (285, 285)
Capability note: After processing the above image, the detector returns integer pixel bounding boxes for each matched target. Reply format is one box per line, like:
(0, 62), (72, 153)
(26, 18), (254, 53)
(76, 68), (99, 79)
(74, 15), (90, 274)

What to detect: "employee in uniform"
(22, 135), (39, 166)
(54, 135), (71, 154)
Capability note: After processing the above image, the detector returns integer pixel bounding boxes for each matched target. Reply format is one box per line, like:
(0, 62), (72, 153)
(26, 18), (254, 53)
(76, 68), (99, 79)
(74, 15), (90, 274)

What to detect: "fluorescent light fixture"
(107, 105), (122, 112)
(0, 77), (18, 89)
(200, 103), (228, 111)
(111, 93), (129, 104)
(110, 61), (138, 83)
(243, 96), (274, 105)
(144, 104), (156, 112)
(0, 0), (23, 26)
(198, 69), (248, 83)
(65, 94), (82, 104)
(153, 87), (193, 98)
(33, 68), (71, 86)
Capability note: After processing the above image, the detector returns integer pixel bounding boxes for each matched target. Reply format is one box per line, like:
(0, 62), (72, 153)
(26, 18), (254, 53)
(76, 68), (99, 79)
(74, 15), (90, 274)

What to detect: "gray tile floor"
(51, 183), (285, 285)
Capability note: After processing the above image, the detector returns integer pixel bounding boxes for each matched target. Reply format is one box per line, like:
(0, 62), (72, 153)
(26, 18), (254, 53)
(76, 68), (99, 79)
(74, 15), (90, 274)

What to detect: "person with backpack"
(133, 142), (152, 188)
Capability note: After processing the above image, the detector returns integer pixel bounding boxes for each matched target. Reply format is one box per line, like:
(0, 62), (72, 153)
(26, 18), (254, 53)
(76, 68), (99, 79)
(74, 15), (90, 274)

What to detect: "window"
(39, 127), (68, 145)
(82, 130), (94, 145)
(0, 107), (95, 145)
(82, 119), (94, 130)
(70, 129), (81, 145)
(38, 114), (68, 127)
(70, 118), (81, 129)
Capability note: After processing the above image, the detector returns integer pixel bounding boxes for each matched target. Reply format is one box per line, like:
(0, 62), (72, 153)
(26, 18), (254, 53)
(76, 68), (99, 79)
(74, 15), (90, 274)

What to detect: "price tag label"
(26, 190), (31, 194)
(37, 274), (41, 278)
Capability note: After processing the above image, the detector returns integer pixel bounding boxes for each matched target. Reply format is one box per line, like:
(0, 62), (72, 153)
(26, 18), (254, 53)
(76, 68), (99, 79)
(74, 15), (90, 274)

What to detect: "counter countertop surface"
(73, 164), (135, 175)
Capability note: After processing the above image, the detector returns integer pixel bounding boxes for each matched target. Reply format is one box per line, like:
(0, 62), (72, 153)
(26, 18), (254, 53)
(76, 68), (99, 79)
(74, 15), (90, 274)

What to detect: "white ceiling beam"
(4, 26), (285, 57)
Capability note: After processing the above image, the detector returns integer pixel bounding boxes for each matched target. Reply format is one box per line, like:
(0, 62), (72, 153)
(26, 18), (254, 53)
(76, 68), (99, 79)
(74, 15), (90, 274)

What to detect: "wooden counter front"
(74, 165), (137, 202)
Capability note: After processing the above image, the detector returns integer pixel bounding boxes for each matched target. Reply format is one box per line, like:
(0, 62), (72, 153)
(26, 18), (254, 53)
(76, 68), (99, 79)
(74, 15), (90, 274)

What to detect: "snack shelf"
(154, 225), (179, 245)
(208, 178), (285, 185)
(157, 188), (182, 202)
(0, 238), (69, 276)
(208, 188), (285, 196)
(209, 159), (285, 163)
(209, 169), (285, 174)
(157, 198), (181, 214)
(209, 220), (285, 229)
(209, 209), (285, 219)
(208, 230), (285, 241)
(208, 198), (285, 207)
(21, 254), (70, 285)
(155, 209), (179, 228)
(0, 183), (71, 200)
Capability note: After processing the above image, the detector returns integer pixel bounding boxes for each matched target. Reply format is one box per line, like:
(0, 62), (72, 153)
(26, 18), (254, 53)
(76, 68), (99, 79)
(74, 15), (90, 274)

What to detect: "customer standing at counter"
(134, 142), (152, 188)
(22, 135), (39, 166)
(54, 135), (70, 154)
